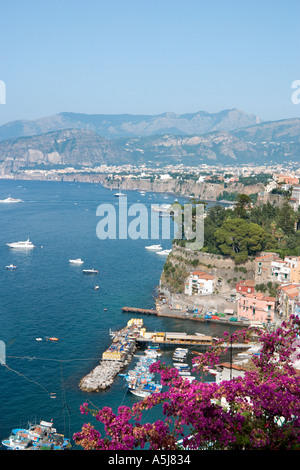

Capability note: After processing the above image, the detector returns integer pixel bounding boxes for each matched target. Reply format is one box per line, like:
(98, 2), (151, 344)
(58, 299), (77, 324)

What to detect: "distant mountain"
(117, 118), (300, 165)
(0, 116), (299, 173)
(0, 109), (262, 140)
(0, 128), (130, 173)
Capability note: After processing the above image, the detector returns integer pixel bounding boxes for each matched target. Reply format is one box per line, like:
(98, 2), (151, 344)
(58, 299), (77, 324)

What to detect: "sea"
(0, 178), (236, 449)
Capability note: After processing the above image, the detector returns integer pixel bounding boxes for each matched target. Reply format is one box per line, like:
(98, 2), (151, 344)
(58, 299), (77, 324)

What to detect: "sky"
(0, 0), (299, 125)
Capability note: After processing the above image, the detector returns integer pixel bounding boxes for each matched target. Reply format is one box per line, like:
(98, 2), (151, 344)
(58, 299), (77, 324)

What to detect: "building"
(185, 271), (215, 296)
(255, 253), (299, 284)
(236, 280), (255, 294)
(237, 292), (275, 323)
(275, 174), (299, 185)
(276, 283), (300, 320)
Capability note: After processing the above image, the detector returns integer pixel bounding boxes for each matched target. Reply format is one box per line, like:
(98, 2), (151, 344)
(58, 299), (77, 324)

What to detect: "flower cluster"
(73, 316), (300, 450)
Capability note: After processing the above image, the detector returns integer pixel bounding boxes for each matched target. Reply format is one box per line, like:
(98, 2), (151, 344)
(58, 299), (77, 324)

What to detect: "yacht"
(7, 239), (35, 249)
(145, 244), (162, 251)
(151, 204), (171, 213)
(0, 196), (23, 204)
(156, 249), (172, 256)
(69, 258), (84, 265)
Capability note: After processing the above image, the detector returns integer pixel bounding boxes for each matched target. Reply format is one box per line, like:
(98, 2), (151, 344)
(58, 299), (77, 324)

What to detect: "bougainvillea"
(73, 316), (300, 450)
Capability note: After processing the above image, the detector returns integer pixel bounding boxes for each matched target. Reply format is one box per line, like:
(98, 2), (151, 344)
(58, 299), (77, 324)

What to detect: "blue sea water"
(0, 179), (234, 448)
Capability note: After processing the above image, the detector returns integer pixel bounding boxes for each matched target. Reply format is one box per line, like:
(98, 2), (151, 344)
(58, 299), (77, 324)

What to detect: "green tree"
(215, 218), (274, 262)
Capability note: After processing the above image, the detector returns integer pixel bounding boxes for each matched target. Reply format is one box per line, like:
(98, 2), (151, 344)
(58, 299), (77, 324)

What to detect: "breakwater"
(79, 319), (143, 392)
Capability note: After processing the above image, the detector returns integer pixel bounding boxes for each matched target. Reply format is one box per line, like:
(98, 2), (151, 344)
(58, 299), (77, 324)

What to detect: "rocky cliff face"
(0, 128), (130, 172)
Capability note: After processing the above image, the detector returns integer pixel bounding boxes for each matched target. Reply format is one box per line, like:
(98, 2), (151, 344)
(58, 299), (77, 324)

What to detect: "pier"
(137, 331), (214, 347)
(122, 306), (158, 315)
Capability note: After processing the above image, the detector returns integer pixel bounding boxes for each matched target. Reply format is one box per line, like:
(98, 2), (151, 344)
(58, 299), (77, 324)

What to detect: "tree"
(214, 218), (274, 262)
(233, 194), (252, 219)
(73, 317), (300, 450)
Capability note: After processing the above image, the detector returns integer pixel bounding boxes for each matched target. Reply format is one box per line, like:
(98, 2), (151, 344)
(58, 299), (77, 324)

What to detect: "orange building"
(237, 292), (275, 323)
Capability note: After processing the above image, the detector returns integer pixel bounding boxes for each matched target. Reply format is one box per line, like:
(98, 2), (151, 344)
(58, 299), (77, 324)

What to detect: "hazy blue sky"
(0, 0), (299, 125)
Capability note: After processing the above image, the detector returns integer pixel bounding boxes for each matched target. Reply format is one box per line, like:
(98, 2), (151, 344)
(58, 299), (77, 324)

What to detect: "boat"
(156, 249), (172, 256)
(82, 269), (98, 274)
(94, 285), (100, 290)
(35, 338), (43, 341)
(69, 258), (84, 265)
(129, 383), (162, 398)
(1, 420), (71, 450)
(5, 264), (17, 269)
(145, 244), (162, 251)
(114, 192), (126, 197)
(151, 204), (171, 213)
(49, 337), (59, 341)
(7, 239), (35, 249)
(0, 196), (23, 203)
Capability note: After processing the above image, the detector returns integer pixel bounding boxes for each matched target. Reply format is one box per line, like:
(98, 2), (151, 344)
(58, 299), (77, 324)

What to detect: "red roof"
(191, 271), (215, 280)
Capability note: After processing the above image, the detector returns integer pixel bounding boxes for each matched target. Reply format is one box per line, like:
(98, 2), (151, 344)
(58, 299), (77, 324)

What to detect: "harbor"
(78, 317), (251, 392)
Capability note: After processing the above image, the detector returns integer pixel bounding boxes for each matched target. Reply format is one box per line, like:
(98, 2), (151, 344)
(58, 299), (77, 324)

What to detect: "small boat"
(114, 192), (126, 197)
(7, 239), (35, 249)
(82, 269), (98, 274)
(0, 196), (23, 203)
(35, 338), (43, 341)
(6, 264), (17, 269)
(2, 420), (71, 450)
(94, 285), (100, 290)
(151, 204), (171, 213)
(145, 244), (162, 251)
(69, 258), (84, 265)
(156, 249), (172, 256)
(49, 337), (59, 341)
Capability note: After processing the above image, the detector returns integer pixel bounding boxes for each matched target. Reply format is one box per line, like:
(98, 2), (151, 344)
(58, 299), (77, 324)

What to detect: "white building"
(185, 271), (215, 296)
(270, 259), (291, 283)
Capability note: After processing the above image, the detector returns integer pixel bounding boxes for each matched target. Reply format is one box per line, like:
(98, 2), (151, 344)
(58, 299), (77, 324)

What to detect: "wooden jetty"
(122, 306), (158, 315)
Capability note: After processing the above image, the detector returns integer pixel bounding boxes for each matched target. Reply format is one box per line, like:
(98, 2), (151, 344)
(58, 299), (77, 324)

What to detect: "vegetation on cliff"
(176, 194), (300, 262)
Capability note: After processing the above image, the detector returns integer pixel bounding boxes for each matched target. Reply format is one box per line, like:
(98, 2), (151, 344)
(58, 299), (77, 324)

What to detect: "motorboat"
(7, 239), (35, 249)
(0, 196), (23, 203)
(6, 264), (17, 269)
(114, 192), (126, 197)
(82, 269), (98, 274)
(145, 244), (162, 251)
(151, 204), (171, 213)
(69, 258), (84, 265)
(156, 249), (172, 256)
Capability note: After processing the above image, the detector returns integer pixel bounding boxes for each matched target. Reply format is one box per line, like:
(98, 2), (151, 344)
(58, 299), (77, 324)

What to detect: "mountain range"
(0, 109), (299, 171)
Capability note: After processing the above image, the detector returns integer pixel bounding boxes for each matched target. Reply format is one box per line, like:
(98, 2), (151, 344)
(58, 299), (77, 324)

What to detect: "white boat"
(114, 192), (126, 197)
(6, 264), (17, 269)
(82, 269), (98, 274)
(7, 239), (35, 249)
(69, 258), (84, 265)
(145, 244), (162, 251)
(156, 249), (172, 256)
(0, 196), (23, 204)
(151, 204), (171, 213)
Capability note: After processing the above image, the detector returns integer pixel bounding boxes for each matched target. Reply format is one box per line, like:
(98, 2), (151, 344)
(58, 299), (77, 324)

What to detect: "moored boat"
(1, 420), (71, 450)
(7, 239), (35, 249)
(69, 258), (84, 265)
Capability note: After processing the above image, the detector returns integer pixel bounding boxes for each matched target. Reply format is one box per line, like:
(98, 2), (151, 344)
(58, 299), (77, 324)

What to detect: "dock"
(122, 306), (157, 315)
(137, 330), (214, 347)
